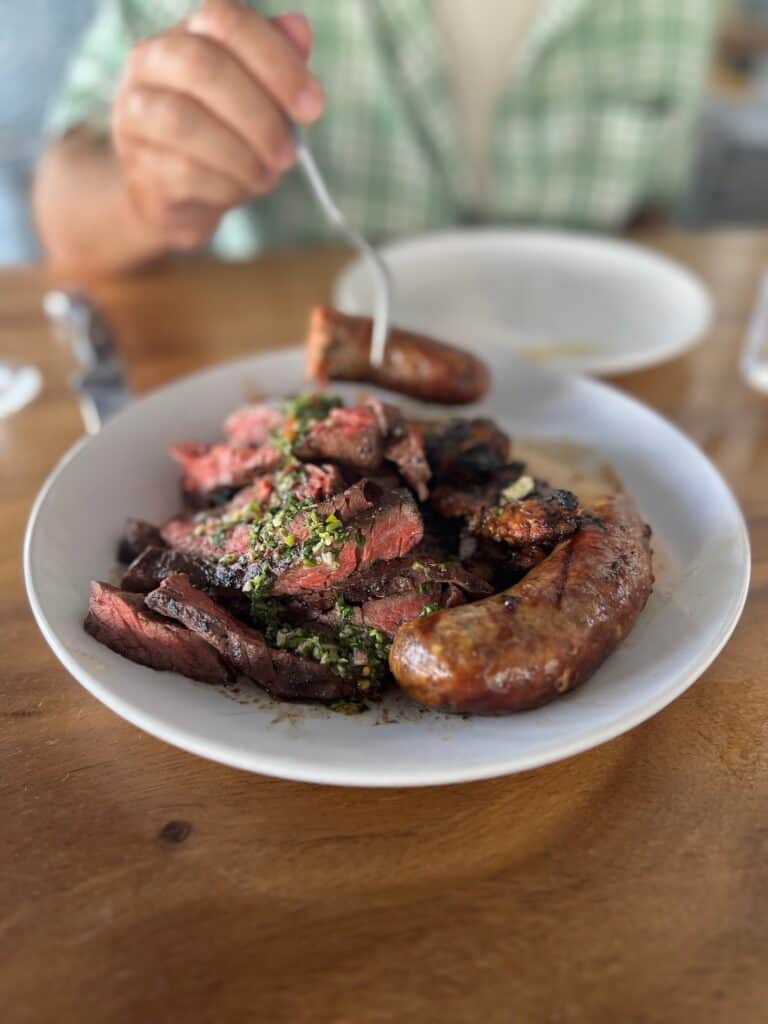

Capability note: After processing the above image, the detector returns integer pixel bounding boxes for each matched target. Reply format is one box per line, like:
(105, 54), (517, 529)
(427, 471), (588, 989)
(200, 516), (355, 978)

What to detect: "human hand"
(112, 0), (323, 248)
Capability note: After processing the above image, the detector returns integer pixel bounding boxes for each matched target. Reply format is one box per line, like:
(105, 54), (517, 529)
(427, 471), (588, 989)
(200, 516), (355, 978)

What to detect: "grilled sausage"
(389, 493), (653, 714)
(306, 306), (490, 405)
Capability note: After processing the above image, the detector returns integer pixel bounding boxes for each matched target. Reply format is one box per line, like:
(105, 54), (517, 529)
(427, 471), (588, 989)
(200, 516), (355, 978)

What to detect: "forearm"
(33, 129), (171, 274)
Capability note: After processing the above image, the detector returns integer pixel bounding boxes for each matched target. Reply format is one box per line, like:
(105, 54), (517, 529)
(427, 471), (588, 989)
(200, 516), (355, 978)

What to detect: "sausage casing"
(389, 493), (653, 714)
(305, 306), (490, 405)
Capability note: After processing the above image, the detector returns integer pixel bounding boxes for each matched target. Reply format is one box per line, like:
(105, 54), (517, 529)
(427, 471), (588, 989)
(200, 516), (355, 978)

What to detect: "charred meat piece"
(84, 581), (232, 685)
(117, 518), (166, 565)
(121, 546), (214, 593)
(459, 530), (546, 589)
(430, 463), (526, 519)
(390, 493), (654, 714)
(467, 487), (580, 550)
(420, 418), (512, 484)
(145, 574), (276, 686)
(170, 442), (282, 507)
(223, 404), (284, 447)
(306, 306), (489, 405)
(295, 405), (384, 470)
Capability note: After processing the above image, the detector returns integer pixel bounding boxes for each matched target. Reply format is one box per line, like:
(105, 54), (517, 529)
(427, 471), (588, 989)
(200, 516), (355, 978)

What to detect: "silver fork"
(292, 127), (390, 366)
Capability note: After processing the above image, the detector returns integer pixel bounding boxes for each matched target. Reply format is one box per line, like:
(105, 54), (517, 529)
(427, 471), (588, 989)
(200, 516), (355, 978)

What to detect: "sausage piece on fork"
(306, 306), (490, 405)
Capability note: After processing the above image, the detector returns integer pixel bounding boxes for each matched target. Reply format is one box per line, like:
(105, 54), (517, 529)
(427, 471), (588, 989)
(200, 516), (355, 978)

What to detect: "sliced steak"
(162, 518), (254, 560)
(117, 518), (166, 565)
(84, 581), (231, 685)
(224, 404), (283, 447)
(269, 650), (356, 702)
(295, 405), (384, 470)
(145, 574), (276, 686)
(269, 488), (424, 596)
(341, 552), (493, 603)
(121, 546), (213, 593)
(170, 442), (282, 507)
(363, 398), (431, 500)
(360, 593), (435, 636)
(384, 424), (431, 501)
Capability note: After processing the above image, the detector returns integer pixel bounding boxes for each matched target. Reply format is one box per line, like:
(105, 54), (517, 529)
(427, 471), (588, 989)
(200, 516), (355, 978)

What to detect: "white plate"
(333, 229), (712, 375)
(25, 349), (749, 787)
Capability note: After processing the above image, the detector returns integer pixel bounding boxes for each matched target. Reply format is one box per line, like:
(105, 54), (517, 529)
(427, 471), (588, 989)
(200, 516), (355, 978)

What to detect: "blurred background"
(4, 0), (768, 265)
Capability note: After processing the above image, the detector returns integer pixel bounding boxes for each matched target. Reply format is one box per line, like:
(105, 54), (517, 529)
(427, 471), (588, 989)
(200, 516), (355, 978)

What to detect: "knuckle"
(197, 0), (248, 41)
(176, 33), (222, 83)
(154, 91), (195, 137)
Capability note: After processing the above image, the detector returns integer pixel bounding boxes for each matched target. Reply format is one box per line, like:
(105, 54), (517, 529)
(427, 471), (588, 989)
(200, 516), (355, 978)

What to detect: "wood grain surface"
(1, 234), (766, 1024)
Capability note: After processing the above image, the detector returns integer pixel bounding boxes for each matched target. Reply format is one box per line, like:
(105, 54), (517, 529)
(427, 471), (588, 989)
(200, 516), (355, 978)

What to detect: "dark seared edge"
(145, 573), (276, 686)
(389, 494), (653, 714)
(121, 546), (214, 593)
(117, 518), (166, 565)
(84, 581), (232, 685)
(144, 574), (353, 702)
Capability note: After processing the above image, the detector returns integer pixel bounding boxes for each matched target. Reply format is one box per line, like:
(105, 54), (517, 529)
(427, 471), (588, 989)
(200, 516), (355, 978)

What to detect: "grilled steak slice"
(363, 399), (432, 500)
(224, 404), (283, 447)
(341, 553), (493, 603)
(170, 442), (282, 507)
(161, 464), (345, 562)
(384, 423), (430, 501)
(121, 546), (213, 593)
(283, 591), (434, 638)
(295, 405), (384, 470)
(162, 518), (254, 560)
(84, 581), (231, 685)
(360, 593), (435, 635)
(269, 650), (356, 702)
(145, 574), (276, 686)
(420, 418), (512, 484)
(269, 487), (424, 596)
(117, 518), (166, 564)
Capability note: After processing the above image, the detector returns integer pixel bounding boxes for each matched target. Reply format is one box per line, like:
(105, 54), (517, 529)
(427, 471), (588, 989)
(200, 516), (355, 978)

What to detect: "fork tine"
(293, 131), (390, 366)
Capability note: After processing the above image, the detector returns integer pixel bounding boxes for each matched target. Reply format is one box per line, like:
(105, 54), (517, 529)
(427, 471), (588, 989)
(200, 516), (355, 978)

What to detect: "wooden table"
(2, 232), (766, 1024)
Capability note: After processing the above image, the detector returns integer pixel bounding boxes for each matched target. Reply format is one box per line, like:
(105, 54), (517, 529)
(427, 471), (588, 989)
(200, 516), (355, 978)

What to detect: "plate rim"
(332, 227), (714, 376)
(24, 350), (751, 787)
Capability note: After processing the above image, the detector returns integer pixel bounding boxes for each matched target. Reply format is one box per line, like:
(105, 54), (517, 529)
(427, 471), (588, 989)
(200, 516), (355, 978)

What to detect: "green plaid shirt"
(48, 0), (716, 258)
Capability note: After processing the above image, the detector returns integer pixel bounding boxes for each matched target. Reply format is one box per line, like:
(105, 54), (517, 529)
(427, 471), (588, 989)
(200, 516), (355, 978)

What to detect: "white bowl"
(25, 348), (749, 786)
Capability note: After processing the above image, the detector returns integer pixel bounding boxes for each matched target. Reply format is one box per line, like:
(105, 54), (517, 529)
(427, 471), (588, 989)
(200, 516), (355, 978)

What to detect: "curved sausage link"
(305, 306), (490, 405)
(389, 493), (653, 714)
